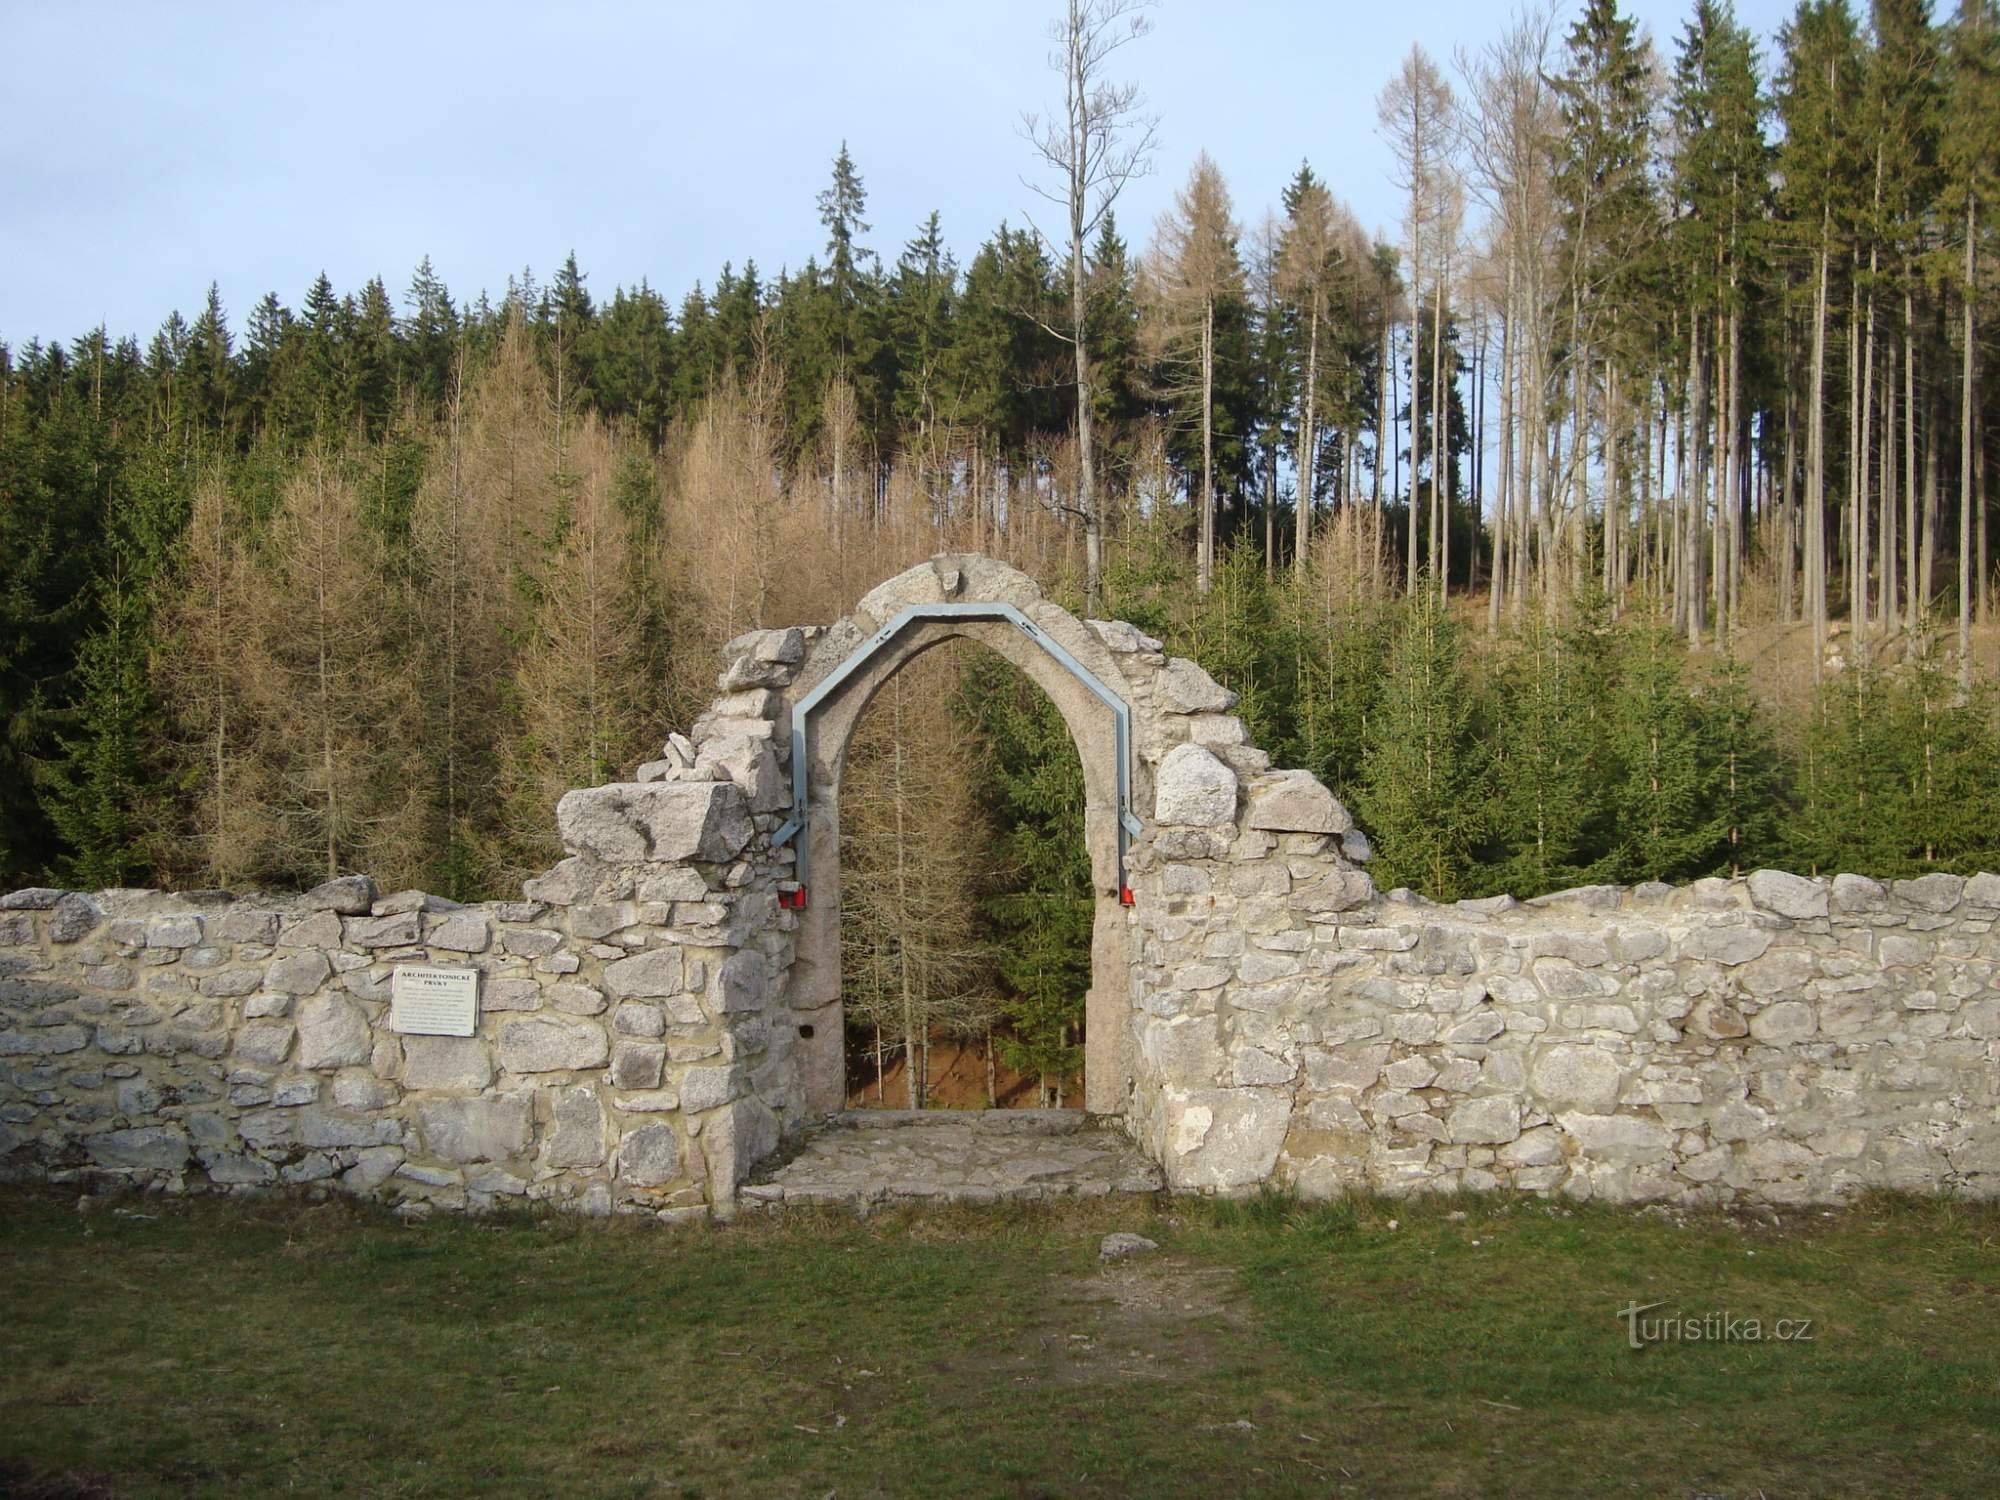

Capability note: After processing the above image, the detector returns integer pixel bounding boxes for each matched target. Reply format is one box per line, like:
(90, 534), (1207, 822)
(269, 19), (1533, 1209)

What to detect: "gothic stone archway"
(777, 558), (1140, 1116)
(556, 551), (1359, 1194)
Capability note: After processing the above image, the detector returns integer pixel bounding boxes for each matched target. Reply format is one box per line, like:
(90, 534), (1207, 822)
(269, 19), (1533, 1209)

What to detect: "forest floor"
(1, 1184), (1996, 1498)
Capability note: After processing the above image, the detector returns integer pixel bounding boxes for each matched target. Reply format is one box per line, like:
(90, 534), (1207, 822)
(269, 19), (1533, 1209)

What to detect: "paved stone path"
(741, 1110), (1164, 1209)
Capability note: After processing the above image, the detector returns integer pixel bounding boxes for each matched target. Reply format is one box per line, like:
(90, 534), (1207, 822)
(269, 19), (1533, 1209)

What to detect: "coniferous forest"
(4, 0), (1999, 1101)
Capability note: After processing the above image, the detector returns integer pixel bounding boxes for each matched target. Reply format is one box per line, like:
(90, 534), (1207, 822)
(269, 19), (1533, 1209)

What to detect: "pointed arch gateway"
(776, 558), (1145, 1116)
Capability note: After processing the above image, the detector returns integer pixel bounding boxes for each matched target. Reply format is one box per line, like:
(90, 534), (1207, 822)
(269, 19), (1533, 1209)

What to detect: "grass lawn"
(1, 1185), (1996, 1498)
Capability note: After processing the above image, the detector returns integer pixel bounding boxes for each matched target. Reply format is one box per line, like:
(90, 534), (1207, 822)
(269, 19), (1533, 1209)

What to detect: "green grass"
(2, 1185), (1996, 1497)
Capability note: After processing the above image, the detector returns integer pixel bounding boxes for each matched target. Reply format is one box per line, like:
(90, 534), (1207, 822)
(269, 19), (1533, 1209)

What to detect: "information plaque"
(390, 965), (480, 1037)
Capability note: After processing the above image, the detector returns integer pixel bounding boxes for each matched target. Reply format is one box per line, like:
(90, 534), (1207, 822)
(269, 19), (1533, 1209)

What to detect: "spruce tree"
(1356, 582), (1484, 898)
(1602, 627), (1714, 882)
(1699, 654), (1786, 875)
(1896, 631), (2000, 871)
(884, 211), (956, 442)
(36, 563), (159, 887)
(1484, 612), (1596, 895)
(401, 256), (459, 413)
(1086, 213), (1144, 481)
(957, 652), (1091, 1104)
(33, 444), (186, 886)
(1787, 655), (1905, 874)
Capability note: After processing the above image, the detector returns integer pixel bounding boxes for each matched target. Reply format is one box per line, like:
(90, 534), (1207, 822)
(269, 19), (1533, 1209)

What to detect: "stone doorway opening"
(780, 572), (1139, 1121)
(835, 640), (1089, 1111)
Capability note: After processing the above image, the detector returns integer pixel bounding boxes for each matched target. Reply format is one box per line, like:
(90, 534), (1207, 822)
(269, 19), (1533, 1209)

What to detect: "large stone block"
(614, 1002), (666, 1037)
(1747, 869), (1828, 920)
(234, 1022), (295, 1066)
(619, 1121), (682, 1186)
(546, 1087), (607, 1168)
(426, 911), (492, 954)
(1245, 770), (1352, 834)
(602, 948), (683, 999)
(1556, 1112), (1675, 1165)
(417, 1095), (533, 1163)
(298, 1110), (403, 1149)
(1748, 1000), (1816, 1045)
(548, 984), (606, 1016)
(87, 1125), (191, 1170)
(1830, 873), (1888, 912)
(1138, 1017), (1225, 1089)
(1154, 743), (1238, 827)
(402, 1035), (494, 1090)
(296, 994), (372, 1069)
(1680, 924), (1774, 966)
(714, 950), (766, 1014)
(1498, 1125), (1563, 1167)
(717, 627), (806, 691)
(347, 912), (420, 949)
(555, 782), (753, 864)
(145, 916), (203, 949)
(214, 907), (281, 944)
(702, 1097), (779, 1190)
(497, 1017), (609, 1073)
(1894, 873), (1965, 912)
(1530, 1045), (1623, 1110)
(611, 1041), (666, 1090)
(1447, 1096), (1522, 1144)
(695, 734), (789, 814)
(0, 1026), (89, 1056)
(304, 874), (377, 915)
(1162, 1087), (1292, 1191)
(1156, 657), (1238, 713)
(522, 856), (604, 907)
(49, 893), (102, 944)
(266, 951), (332, 996)
(678, 1064), (746, 1114)
(1289, 868), (1375, 913)
(276, 911), (344, 949)
(0, 887), (65, 909)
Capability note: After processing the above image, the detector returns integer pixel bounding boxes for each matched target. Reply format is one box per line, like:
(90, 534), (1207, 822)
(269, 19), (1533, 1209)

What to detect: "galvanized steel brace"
(770, 603), (1142, 900)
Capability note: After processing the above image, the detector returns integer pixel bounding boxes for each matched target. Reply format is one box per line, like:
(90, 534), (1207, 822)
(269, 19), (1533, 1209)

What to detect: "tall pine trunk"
(1296, 296), (1320, 573)
(1964, 195), (1979, 683)
(1490, 259), (1514, 632)
(1431, 256), (1447, 595)
(1198, 295), (1215, 593)
(1904, 292), (1919, 633)
(1810, 226), (1831, 676)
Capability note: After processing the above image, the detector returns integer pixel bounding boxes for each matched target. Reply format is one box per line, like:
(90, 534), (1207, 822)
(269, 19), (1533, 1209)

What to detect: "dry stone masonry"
(3, 554), (1997, 1214)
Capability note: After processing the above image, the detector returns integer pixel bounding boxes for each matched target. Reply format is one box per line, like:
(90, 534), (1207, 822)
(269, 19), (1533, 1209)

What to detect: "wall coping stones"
(556, 781), (753, 865)
(303, 876), (377, 915)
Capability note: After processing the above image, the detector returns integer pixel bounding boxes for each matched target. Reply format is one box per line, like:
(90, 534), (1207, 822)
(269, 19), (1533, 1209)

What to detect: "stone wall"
(0, 767), (805, 1219)
(1123, 747), (2000, 1205)
(5, 552), (1997, 1213)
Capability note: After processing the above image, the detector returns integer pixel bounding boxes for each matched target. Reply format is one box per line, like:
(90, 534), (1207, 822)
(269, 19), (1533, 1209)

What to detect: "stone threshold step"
(827, 1109), (1091, 1135)
(740, 1175), (1163, 1208)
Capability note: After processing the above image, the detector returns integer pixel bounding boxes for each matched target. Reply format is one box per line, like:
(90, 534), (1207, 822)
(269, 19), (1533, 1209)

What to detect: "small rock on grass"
(1099, 1231), (1159, 1261)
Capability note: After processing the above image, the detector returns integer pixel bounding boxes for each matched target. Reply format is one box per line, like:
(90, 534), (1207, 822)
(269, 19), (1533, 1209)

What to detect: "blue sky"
(2, 0), (1800, 348)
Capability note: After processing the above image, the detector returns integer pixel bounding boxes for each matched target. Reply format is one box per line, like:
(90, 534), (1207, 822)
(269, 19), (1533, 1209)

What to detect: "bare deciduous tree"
(1377, 44), (1457, 591)
(1023, 0), (1159, 613)
(1141, 152), (1243, 594)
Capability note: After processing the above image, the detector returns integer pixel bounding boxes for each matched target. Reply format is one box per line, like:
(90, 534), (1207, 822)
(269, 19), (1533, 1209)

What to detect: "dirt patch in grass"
(937, 1254), (1254, 1391)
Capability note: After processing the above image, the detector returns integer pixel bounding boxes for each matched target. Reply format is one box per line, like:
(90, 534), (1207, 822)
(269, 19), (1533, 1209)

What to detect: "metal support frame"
(771, 603), (1141, 900)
